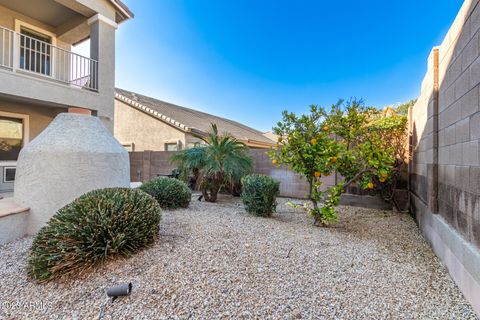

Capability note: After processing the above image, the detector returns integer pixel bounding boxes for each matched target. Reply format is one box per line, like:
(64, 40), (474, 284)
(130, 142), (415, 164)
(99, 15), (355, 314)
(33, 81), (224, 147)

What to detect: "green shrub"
(140, 177), (191, 208)
(241, 174), (280, 217)
(28, 188), (161, 282)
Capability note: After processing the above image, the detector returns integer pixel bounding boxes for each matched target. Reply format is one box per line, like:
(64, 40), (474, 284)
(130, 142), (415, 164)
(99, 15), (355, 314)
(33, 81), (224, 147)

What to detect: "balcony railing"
(0, 26), (98, 91)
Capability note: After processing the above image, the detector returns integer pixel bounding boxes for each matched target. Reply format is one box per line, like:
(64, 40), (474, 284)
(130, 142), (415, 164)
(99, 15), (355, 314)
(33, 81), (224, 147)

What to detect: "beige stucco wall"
(185, 133), (207, 148)
(0, 5), (70, 50)
(76, 0), (117, 21)
(0, 100), (67, 141)
(114, 99), (187, 151)
(0, 3), (119, 132)
(0, 102), (66, 193)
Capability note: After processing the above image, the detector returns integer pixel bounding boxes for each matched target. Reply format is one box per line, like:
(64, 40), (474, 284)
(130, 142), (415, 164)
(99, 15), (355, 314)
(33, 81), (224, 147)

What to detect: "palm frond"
(169, 123), (253, 200)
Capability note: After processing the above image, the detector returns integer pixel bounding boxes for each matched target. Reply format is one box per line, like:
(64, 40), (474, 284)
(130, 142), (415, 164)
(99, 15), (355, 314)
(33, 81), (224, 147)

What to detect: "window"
(0, 112), (29, 161)
(3, 167), (16, 183)
(15, 20), (56, 77)
(19, 28), (52, 75)
(165, 143), (178, 151)
(0, 116), (24, 160)
(187, 142), (202, 149)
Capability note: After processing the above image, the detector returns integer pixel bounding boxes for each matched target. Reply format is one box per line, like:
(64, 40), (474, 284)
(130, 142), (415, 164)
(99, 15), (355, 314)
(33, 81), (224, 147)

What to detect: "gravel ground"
(0, 195), (477, 320)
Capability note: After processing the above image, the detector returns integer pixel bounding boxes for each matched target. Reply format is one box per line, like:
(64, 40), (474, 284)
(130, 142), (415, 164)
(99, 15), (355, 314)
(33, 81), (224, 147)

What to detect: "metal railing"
(0, 26), (98, 91)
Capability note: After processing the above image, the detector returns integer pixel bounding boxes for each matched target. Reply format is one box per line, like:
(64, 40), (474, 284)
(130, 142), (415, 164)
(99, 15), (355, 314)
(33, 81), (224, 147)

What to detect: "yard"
(0, 195), (476, 319)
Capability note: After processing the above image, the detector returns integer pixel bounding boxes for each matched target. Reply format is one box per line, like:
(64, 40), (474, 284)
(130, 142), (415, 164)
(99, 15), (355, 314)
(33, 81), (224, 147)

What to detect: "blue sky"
(108, 0), (463, 132)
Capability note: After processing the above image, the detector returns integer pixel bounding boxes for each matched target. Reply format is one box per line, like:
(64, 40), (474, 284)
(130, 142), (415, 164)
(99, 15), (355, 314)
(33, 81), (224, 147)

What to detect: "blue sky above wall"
(100, 0), (463, 131)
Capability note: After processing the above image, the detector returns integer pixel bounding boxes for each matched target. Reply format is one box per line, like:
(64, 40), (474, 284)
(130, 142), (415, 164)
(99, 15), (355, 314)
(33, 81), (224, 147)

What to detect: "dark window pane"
(4, 167), (16, 182)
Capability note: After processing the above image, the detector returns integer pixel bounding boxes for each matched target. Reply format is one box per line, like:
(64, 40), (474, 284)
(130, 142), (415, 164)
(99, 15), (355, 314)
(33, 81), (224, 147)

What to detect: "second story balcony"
(0, 26), (98, 91)
(0, 0), (132, 133)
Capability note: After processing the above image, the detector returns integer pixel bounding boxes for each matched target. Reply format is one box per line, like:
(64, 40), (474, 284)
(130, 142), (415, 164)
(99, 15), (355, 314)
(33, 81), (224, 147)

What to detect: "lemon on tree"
(269, 99), (405, 225)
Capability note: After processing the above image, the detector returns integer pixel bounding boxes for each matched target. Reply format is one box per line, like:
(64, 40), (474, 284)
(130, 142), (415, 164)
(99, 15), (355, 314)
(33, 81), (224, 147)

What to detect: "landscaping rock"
(0, 195), (477, 319)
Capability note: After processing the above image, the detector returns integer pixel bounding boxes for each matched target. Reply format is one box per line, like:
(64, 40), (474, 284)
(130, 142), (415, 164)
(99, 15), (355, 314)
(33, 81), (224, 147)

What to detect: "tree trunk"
(208, 190), (218, 202)
(312, 200), (322, 226)
(307, 177), (314, 200)
(207, 183), (220, 202)
(202, 187), (211, 202)
(307, 177), (323, 226)
(192, 168), (200, 190)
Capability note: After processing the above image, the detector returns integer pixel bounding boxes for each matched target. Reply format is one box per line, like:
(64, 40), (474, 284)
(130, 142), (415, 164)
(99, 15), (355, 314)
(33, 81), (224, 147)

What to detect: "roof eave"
(244, 139), (276, 149)
(110, 0), (134, 23)
(115, 93), (190, 132)
(115, 90), (275, 148)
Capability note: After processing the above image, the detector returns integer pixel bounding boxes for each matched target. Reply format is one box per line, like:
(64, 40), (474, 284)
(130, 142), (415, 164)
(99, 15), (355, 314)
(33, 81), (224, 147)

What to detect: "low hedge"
(28, 188), (161, 282)
(139, 177), (192, 209)
(241, 174), (280, 217)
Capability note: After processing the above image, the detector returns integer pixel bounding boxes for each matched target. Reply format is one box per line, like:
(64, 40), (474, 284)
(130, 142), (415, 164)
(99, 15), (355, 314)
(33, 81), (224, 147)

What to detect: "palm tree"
(171, 124), (253, 202)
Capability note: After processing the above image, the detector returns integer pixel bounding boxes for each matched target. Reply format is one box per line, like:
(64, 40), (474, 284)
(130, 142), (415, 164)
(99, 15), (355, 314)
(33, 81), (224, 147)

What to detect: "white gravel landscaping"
(0, 195), (478, 319)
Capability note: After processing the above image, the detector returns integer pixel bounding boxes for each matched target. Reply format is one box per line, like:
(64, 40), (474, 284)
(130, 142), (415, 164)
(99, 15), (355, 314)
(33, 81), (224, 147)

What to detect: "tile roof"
(115, 88), (275, 147)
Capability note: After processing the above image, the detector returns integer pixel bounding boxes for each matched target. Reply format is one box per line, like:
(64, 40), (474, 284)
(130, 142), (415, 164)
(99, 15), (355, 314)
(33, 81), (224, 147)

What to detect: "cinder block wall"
(129, 151), (178, 182)
(249, 149), (336, 198)
(129, 149), (336, 199)
(410, 0), (480, 314)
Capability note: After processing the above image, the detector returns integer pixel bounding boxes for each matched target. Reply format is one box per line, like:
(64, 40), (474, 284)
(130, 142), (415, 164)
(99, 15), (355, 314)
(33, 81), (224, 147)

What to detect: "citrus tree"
(268, 104), (341, 226)
(269, 99), (407, 226)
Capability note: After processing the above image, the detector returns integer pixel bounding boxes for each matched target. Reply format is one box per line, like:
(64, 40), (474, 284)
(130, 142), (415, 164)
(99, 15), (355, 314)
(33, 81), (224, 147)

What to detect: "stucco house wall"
(0, 0), (133, 244)
(0, 100), (67, 141)
(0, 1), (125, 132)
(114, 88), (276, 150)
(114, 99), (187, 151)
(185, 133), (207, 148)
(76, 0), (118, 21)
(114, 90), (276, 151)
(0, 5), (70, 50)
(0, 100), (67, 192)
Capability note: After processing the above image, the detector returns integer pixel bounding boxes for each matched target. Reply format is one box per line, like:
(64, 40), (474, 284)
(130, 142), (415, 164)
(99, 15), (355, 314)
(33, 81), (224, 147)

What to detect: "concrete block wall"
(249, 149), (336, 199)
(129, 149), (336, 199)
(410, 0), (480, 314)
(129, 151), (178, 182)
(417, 0), (480, 247)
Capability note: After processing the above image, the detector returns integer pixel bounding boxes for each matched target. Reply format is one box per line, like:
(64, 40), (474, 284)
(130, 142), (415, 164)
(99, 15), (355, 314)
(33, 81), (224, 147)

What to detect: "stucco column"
(88, 14), (117, 132)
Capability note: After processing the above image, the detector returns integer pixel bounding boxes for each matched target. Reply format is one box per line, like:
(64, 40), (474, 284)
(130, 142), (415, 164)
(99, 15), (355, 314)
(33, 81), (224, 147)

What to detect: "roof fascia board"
(115, 93), (193, 133)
